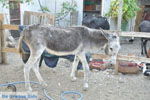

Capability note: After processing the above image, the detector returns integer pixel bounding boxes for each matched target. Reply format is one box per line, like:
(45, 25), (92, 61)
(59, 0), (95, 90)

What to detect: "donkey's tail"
(17, 35), (24, 55)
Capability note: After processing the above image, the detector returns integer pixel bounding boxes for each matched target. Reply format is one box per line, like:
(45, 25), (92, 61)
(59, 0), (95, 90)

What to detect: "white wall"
(0, 4), (10, 24)
(0, 0), (83, 26)
(20, 0), (83, 26)
(101, 0), (111, 16)
(101, 0), (117, 30)
(20, 1), (41, 25)
(47, 0), (84, 25)
(1, 0), (116, 29)
(76, 0), (84, 25)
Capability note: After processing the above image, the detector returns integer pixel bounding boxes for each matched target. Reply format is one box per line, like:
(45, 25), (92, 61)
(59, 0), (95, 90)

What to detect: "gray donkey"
(18, 24), (120, 91)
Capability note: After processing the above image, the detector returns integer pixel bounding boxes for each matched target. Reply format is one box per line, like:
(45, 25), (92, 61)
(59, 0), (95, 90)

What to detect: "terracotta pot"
(118, 61), (139, 74)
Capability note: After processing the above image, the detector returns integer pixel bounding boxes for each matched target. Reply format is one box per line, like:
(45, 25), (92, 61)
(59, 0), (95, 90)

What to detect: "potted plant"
(105, 0), (140, 31)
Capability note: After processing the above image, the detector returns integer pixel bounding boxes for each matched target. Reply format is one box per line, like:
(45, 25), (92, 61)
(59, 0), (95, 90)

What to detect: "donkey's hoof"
(71, 77), (77, 82)
(25, 85), (32, 92)
(27, 87), (33, 93)
(83, 83), (88, 91)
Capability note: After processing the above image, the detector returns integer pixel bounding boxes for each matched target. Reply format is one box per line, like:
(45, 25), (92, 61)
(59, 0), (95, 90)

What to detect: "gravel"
(0, 38), (150, 100)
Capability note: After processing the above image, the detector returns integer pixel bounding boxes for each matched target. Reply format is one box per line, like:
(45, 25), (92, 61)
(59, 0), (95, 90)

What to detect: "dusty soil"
(0, 38), (150, 100)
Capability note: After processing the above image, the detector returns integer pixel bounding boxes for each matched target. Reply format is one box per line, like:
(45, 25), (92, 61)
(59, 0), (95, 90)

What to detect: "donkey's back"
(20, 25), (105, 56)
(21, 25), (87, 55)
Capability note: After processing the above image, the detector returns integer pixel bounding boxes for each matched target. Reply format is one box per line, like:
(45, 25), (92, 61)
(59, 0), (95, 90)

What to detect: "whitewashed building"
(0, 0), (111, 26)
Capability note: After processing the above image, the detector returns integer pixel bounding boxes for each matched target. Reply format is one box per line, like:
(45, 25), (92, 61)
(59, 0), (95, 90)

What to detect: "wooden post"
(70, 11), (78, 26)
(0, 14), (7, 64)
(117, 0), (123, 31)
(0, 15), (2, 63)
(115, 32), (120, 75)
(115, 0), (123, 74)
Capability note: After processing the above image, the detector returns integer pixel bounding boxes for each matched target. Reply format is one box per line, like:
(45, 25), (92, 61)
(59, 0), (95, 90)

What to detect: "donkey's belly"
(46, 43), (83, 56)
(47, 41), (80, 52)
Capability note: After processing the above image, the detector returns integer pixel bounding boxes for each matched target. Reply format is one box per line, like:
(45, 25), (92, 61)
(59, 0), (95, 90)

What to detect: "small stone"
(117, 86), (120, 89)
(118, 79), (125, 83)
(99, 83), (102, 86)
(47, 77), (50, 79)
(105, 94), (109, 97)
(92, 69), (99, 72)
(108, 90), (113, 94)
(76, 70), (84, 77)
(93, 80), (97, 84)
(52, 69), (56, 73)
(58, 82), (61, 86)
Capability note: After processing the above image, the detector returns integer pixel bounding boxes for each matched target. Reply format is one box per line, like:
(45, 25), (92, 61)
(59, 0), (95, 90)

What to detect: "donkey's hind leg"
(78, 53), (90, 91)
(70, 55), (79, 81)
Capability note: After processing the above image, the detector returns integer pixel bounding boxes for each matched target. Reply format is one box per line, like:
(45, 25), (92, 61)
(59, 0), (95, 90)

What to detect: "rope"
(61, 91), (83, 100)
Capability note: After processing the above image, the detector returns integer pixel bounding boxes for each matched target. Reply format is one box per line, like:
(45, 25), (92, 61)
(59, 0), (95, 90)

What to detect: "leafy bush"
(56, 1), (77, 21)
(106, 0), (140, 22)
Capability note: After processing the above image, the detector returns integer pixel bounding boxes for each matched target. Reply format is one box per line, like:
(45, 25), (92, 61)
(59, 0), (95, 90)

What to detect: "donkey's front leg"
(70, 55), (79, 81)
(24, 58), (35, 92)
(31, 47), (47, 87)
(24, 56), (43, 91)
(78, 54), (90, 91)
(32, 57), (47, 87)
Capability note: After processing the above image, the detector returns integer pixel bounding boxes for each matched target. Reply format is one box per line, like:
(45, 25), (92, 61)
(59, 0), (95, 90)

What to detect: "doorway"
(9, 0), (21, 38)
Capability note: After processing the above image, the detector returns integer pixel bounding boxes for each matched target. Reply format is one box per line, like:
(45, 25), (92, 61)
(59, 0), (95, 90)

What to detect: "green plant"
(105, 0), (140, 22)
(56, 0), (77, 21)
(40, 6), (50, 13)
(37, 0), (50, 13)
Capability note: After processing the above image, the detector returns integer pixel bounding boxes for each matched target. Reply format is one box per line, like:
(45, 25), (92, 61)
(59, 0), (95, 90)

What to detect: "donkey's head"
(104, 33), (120, 64)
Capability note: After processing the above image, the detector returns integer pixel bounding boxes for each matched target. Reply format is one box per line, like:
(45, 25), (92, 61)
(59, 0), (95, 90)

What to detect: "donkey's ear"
(100, 29), (116, 40)
(103, 33), (112, 40)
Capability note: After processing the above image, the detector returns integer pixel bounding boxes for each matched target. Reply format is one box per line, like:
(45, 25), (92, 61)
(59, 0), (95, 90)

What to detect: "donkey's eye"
(112, 36), (117, 39)
(110, 48), (113, 51)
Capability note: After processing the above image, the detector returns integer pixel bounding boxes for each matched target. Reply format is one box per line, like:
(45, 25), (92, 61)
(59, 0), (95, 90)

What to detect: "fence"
(23, 11), (55, 25)
(0, 11), (55, 63)
(0, 12), (150, 74)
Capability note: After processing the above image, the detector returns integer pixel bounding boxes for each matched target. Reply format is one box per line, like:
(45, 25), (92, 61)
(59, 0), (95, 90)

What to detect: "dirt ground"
(0, 38), (150, 100)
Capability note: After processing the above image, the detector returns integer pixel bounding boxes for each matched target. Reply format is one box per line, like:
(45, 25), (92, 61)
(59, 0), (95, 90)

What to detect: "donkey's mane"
(86, 27), (108, 40)
(25, 24), (108, 41)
